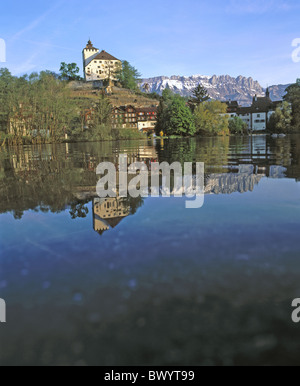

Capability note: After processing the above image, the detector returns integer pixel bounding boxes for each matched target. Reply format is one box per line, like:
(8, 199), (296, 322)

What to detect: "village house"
(111, 105), (137, 129)
(111, 105), (158, 132)
(82, 40), (122, 82)
(225, 89), (282, 131)
(136, 107), (157, 132)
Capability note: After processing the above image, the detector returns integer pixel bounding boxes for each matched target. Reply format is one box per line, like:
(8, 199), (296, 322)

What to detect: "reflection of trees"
(0, 136), (300, 220)
(155, 138), (196, 165)
(267, 136), (292, 169)
(287, 135), (300, 181)
(155, 137), (230, 173)
(0, 144), (98, 219)
(69, 201), (89, 219)
(0, 142), (149, 219)
(155, 135), (300, 193)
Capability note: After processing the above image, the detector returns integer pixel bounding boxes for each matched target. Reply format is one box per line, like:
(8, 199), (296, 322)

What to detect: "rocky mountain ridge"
(140, 75), (290, 106)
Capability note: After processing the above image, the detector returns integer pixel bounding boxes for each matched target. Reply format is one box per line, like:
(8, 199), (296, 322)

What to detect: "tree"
(166, 97), (196, 137)
(93, 93), (112, 127)
(229, 116), (247, 135)
(155, 90), (196, 136)
(267, 102), (292, 133)
(194, 100), (229, 136)
(142, 83), (150, 93)
(59, 62), (81, 81)
(155, 89), (176, 135)
(284, 80), (300, 131)
(0, 69), (80, 143)
(79, 93), (113, 141)
(0, 68), (14, 130)
(188, 84), (209, 112)
(117, 60), (141, 90)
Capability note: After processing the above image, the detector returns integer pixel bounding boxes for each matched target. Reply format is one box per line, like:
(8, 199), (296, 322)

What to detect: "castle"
(82, 40), (122, 82)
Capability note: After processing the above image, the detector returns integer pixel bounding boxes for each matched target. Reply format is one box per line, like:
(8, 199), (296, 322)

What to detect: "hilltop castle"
(82, 40), (122, 82)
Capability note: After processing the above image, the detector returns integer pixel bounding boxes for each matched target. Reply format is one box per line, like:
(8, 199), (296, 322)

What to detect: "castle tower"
(82, 40), (99, 61)
(82, 40), (99, 79)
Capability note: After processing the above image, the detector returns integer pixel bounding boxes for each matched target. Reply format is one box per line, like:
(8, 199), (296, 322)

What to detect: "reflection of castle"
(93, 197), (131, 235)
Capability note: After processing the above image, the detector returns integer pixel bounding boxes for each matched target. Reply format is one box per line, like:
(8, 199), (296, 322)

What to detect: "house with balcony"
(136, 107), (158, 132)
(111, 105), (157, 131)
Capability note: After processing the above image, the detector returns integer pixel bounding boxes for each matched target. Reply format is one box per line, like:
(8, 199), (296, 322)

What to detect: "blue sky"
(0, 0), (299, 85)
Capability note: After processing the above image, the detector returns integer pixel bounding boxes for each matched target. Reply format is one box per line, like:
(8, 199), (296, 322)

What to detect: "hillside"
(140, 75), (290, 106)
(68, 81), (159, 108)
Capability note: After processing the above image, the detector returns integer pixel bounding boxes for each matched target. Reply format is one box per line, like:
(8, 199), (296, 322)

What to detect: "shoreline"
(0, 132), (290, 148)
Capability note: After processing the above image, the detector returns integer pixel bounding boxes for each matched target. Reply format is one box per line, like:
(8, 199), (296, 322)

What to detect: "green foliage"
(155, 89), (195, 136)
(71, 94), (113, 141)
(194, 100), (229, 136)
(112, 129), (145, 140)
(161, 88), (175, 104)
(117, 60), (141, 90)
(155, 89), (175, 135)
(188, 84), (209, 112)
(135, 89), (160, 100)
(0, 68), (14, 129)
(229, 116), (247, 135)
(0, 68), (79, 144)
(0, 142), (146, 220)
(0, 67), (149, 144)
(167, 97), (196, 136)
(93, 93), (112, 127)
(267, 102), (293, 133)
(59, 62), (81, 81)
(284, 80), (300, 131)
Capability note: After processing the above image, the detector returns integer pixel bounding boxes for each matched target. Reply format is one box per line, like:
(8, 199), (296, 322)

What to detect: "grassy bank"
(0, 127), (147, 146)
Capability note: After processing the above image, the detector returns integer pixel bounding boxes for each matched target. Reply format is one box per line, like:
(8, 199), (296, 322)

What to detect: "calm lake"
(0, 135), (300, 366)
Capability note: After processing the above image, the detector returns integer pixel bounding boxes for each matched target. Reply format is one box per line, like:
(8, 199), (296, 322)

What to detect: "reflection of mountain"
(93, 197), (131, 235)
(204, 164), (287, 195)
(205, 172), (263, 195)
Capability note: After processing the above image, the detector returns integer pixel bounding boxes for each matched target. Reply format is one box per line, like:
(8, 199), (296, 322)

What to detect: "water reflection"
(1, 135), (300, 366)
(93, 196), (143, 235)
(0, 135), (299, 225)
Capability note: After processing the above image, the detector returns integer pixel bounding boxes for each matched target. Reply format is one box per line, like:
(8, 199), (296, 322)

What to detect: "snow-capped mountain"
(140, 75), (289, 106)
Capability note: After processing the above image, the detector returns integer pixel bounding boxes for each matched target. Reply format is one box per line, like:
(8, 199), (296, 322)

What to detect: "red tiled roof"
(136, 107), (158, 113)
(94, 50), (120, 61)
